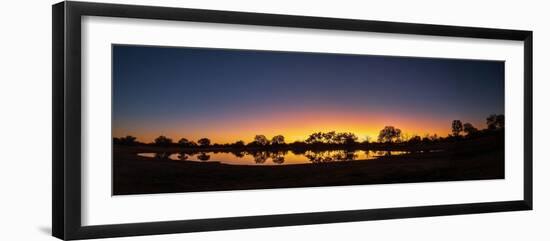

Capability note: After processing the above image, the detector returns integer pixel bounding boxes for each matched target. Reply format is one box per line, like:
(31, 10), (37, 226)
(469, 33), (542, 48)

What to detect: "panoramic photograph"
(112, 44), (505, 195)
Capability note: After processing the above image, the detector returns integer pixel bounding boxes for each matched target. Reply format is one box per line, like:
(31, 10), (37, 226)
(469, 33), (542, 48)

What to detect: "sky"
(112, 45), (504, 144)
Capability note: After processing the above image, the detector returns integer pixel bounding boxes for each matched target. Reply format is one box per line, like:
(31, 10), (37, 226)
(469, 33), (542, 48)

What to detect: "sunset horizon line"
(113, 127), (473, 145)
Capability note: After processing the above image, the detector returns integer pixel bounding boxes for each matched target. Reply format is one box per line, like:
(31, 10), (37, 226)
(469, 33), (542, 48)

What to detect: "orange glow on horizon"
(113, 108), (487, 144)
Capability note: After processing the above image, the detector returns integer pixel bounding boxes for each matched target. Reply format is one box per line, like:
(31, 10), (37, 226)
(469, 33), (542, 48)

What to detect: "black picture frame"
(52, 1), (533, 240)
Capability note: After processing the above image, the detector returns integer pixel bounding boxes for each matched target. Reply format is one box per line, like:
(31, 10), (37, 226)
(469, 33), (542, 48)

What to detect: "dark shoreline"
(113, 135), (504, 195)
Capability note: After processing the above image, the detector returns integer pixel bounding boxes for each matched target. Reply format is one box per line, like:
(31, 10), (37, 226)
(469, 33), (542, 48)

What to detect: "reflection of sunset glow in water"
(137, 150), (412, 165)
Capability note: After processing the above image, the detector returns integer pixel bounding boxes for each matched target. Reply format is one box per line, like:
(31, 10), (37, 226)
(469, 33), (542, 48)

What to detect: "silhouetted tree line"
(113, 135), (137, 145)
(114, 114), (504, 150)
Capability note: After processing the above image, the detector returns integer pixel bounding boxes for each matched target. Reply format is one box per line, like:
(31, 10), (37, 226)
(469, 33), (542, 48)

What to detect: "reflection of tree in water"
(248, 150), (288, 164)
(230, 150), (245, 158)
(364, 150), (372, 158)
(197, 152), (210, 161)
(154, 152), (170, 160)
(270, 151), (287, 164)
(250, 151), (269, 164)
(343, 151), (358, 161)
(374, 151), (408, 156)
(376, 150), (391, 156)
(177, 152), (189, 161)
(271, 156), (285, 164)
(305, 150), (358, 163)
(305, 151), (331, 163)
(178, 152), (197, 161)
(291, 149), (307, 155)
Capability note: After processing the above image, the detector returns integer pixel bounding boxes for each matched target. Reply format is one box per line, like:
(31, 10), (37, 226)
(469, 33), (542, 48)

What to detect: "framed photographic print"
(52, 1), (533, 240)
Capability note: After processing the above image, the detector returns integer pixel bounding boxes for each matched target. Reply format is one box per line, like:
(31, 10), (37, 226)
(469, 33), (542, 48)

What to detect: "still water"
(137, 150), (410, 165)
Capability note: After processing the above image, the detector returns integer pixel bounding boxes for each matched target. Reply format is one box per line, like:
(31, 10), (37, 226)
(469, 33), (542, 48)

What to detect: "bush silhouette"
(154, 136), (172, 146)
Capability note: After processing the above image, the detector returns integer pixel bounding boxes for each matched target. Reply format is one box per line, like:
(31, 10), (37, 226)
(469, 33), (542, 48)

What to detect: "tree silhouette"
(378, 126), (402, 143)
(154, 136), (172, 146)
(178, 138), (191, 147)
(197, 138), (211, 147)
(271, 135), (285, 145)
(487, 114), (504, 130)
(188, 141), (198, 148)
(304, 131), (358, 145)
(452, 120), (463, 137)
(322, 131), (337, 144)
(253, 135), (269, 146)
(463, 123), (478, 136)
(305, 132), (324, 144)
(334, 132), (358, 145)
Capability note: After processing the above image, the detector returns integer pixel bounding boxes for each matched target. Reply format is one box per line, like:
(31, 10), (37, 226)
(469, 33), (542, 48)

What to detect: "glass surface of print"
(112, 45), (505, 195)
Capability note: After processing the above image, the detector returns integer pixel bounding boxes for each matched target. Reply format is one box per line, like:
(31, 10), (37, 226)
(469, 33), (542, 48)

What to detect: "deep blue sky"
(112, 45), (504, 143)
